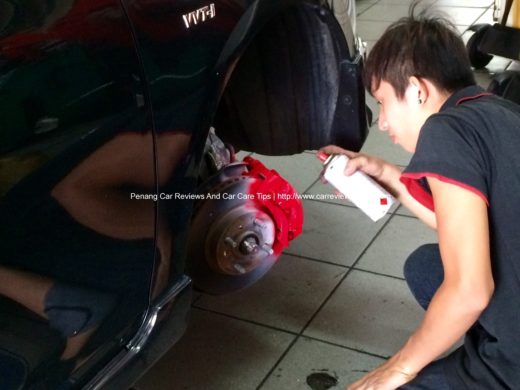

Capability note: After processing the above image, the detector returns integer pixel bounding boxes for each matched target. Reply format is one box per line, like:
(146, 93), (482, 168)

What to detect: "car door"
(0, 1), (160, 388)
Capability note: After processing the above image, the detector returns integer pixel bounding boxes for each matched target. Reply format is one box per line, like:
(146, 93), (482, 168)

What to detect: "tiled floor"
(136, 0), (509, 389)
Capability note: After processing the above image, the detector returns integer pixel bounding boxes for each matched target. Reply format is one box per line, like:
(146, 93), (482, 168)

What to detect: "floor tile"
(285, 200), (389, 266)
(455, 24), (470, 34)
(437, 6), (489, 25)
(357, 0), (379, 4)
(360, 124), (413, 166)
(394, 203), (415, 217)
(304, 179), (356, 207)
(507, 61), (520, 71)
(482, 56), (511, 74)
(357, 1), (377, 16)
(359, 16), (469, 38)
(355, 215), (438, 278)
(260, 337), (384, 390)
(472, 7), (494, 25)
(304, 270), (424, 357)
(358, 3), (488, 25)
(250, 153), (323, 194)
(358, 4), (410, 22)
(474, 70), (493, 89)
(304, 176), (400, 219)
(357, 20), (394, 41)
(436, 0), (493, 7)
(375, 0), (416, 5)
(195, 254), (347, 332)
(136, 309), (295, 390)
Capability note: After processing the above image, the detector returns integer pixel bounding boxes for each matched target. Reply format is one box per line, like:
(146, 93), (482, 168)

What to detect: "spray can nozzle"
(316, 151), (333, 164)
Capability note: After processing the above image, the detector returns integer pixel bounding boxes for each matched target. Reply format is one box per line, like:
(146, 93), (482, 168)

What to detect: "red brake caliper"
(242, 156), (303, 255)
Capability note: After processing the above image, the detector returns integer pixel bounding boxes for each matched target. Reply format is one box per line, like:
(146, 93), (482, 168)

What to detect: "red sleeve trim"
(400, 174), (435, 211)
(456, 93), (492, 106)
(400, 172), (489, 211)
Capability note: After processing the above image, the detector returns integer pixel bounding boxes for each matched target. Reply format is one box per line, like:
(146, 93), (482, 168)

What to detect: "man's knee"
(403, 244), (441, 283)
(403, 244), (442, 310)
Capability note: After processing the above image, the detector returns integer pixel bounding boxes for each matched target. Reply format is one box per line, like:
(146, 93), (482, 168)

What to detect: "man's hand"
(318, 145), (437, 228)
(347, 358), (417, 390)
(318, 145), (389, 180)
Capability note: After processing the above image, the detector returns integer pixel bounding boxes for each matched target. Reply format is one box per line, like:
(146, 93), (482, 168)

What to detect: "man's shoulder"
(424, 94), (520, 139)
(450, 93), (520, 123)
(419, 111), (468, 144)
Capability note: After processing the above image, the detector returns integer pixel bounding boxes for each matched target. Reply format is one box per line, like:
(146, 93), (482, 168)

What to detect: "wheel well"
(212, 1), (368, 155)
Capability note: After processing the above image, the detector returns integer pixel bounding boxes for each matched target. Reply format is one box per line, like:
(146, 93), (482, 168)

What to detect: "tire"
(214, 1), (368, 155)
(467, 24), (493, 69)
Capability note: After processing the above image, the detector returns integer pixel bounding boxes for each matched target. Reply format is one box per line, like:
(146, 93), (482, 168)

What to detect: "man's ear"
(408, 76), (429, 105)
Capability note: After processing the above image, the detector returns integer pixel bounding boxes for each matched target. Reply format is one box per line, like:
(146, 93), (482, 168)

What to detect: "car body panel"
(1, 1), (160, 387)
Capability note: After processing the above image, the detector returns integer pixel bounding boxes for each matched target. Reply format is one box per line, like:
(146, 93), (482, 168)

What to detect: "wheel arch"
(211, 0), (368, 156)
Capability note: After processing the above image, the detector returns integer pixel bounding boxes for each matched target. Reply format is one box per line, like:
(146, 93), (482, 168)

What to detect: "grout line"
(194, 288), (396, 385)
(350, 267), (406, 281)
(256, 211), (397, 389)
(393, 210), (420, 219)
(256, 338), (300, 390)
(280, 250), (406, 280)
(301, 334), (390, 360)
(282, 251), (352, 268)
(471, 6), (492, 26)
(191, 306), (299, 337)
(356, 1), (381, 18)
(302, 177), (320, 195)
(190, 299), (391, 388)
(321, 211), (397, 287)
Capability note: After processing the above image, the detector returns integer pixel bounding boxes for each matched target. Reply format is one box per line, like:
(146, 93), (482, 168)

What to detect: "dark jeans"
(399, 244), (451, 390)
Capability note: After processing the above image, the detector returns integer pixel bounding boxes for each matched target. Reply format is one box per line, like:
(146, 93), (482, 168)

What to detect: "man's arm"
(391, 176), (493, 374)
(318, 146), (437, 229)
(348, 176), (493, 389)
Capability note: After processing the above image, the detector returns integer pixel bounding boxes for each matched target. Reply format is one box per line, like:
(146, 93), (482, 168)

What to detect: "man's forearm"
(394, 282), (486, 374)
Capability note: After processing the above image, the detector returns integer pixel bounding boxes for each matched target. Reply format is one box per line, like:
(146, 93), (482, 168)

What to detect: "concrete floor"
(136, 0), (510, 388)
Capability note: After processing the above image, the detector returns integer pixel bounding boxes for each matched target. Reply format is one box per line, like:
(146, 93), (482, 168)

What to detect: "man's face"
(372, 80), (423, 153)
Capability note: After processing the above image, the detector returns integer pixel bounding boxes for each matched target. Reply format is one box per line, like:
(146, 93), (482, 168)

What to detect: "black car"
(0, 0), (369, 388)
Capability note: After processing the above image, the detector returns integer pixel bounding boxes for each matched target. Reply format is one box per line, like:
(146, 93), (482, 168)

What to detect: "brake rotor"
(187, 169), (277, 294)
(187, 158), (303, 294)
(206, 205), (275, 276)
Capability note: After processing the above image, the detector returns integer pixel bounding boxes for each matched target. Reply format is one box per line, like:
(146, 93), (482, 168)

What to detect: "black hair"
(363, 1), (476, 98)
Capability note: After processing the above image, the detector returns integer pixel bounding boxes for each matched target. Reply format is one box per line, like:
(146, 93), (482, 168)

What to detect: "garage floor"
(136, 0), (510, 389)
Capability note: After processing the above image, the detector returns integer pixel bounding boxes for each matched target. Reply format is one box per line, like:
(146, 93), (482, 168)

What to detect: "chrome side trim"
(84, 275), (192, 390)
